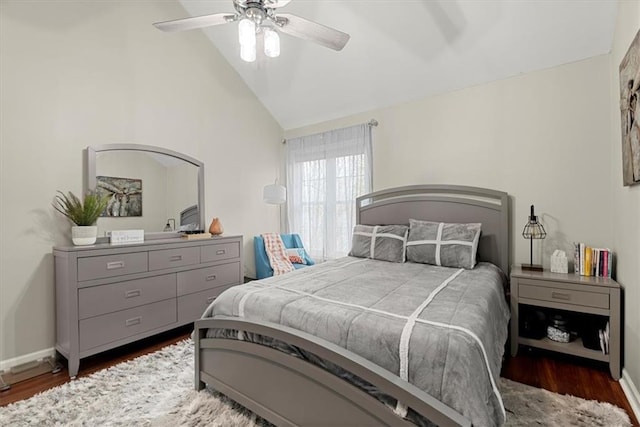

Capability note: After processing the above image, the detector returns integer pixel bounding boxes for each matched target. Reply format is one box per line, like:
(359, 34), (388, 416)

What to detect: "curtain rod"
(282, 119), (379, 144)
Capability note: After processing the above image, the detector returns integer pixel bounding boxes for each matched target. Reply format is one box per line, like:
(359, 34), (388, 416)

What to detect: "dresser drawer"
(519, 283), (609, 309)
(148, 247), (199, 271)
(201, 242), (240, 263)
(177, 262), (240, 296)
(177, 286), (234, 323)
(77, 252), (148, 282)
(79, 299), (176, 351)
(78, 274), (176, 320)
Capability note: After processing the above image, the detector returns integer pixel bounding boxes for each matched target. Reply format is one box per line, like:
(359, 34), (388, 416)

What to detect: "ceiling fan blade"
(153, 13), (235, 32)
(276, 13), (350, 51)
(266, 0), (293, 7)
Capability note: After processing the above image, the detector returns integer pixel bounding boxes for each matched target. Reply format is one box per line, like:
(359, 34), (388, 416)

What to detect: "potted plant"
(53, 190), (109, 245)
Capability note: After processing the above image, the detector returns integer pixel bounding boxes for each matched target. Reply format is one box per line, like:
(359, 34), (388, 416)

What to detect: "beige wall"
(610, 0), (640, 398)
(0, 1), (282, 364)
(287, 55), (613, 271)
(287, 6), (640, 401)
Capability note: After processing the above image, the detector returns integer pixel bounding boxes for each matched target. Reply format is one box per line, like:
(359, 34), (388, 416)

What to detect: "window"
(286, 124), (373, 260)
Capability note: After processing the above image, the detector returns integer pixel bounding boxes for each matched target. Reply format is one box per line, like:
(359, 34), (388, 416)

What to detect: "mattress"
(202, 257), (510, 426)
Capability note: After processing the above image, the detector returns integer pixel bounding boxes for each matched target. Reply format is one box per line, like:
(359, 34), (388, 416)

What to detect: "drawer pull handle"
(125, 316), (142, 327)
(551, 292), (571, 301)
(206, 274), (217, 281)
(106, 261), (125, 270)
(170, 255), (183, 261)
(216, 249), (226, 255)
(125, 289), (141, 299)
(206, 297), (216, 304)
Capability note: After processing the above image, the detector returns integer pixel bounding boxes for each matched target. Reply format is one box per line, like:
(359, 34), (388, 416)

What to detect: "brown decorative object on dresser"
(208, 217), (223, 235)
(53, 235), (243, 378)
(510, 266), (621, 379)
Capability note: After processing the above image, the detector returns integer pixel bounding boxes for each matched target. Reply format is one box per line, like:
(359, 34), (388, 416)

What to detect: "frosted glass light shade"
(238, 19), (256, 46)
(264, 28), (280, 58)
(263, 184), (286, 204)
(239, 18), (256, 62)
(240, 43), (256, 62)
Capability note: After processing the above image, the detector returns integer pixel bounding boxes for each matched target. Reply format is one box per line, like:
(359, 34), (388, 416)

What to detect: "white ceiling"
(177, 0), (618, 130)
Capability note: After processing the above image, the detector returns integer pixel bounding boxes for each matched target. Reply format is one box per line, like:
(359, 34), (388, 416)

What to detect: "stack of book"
(573, 243), (613, 278)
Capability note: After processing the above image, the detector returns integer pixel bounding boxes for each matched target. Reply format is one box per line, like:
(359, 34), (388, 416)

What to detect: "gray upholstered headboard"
(356, 185), (511, 275)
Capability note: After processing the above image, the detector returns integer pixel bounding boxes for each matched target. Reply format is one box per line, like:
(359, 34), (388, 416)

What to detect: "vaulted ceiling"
(175, 1), (618, 130)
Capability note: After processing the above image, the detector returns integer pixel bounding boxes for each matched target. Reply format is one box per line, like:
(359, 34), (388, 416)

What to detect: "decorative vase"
(71, 225), (98, 245)
(209, 218), (223, 235)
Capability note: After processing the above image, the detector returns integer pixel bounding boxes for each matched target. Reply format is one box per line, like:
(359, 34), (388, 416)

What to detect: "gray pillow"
(406, 219), (481, 269)
(349, 224), (408, 263)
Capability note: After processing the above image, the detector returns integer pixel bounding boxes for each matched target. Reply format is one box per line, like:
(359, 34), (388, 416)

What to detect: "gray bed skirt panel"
(194, 317), (471, 427)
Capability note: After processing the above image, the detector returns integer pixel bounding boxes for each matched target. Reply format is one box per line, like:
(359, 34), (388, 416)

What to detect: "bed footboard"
(194, 316), (470, 427)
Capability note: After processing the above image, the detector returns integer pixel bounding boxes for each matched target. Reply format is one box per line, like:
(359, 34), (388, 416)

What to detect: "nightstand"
(510, 266), (621, 380)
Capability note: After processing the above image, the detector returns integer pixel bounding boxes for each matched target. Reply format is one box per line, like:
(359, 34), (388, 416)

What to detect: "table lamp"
(522, 204), (546, 271)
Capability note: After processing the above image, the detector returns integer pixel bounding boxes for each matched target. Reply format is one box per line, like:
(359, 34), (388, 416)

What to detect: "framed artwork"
(96, 176), (142, 217)
(619, 29), (640, 186)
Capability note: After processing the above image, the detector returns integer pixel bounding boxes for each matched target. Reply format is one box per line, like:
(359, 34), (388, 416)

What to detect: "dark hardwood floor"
(502, 346), (638, 425)
(1, 328), (637, 425)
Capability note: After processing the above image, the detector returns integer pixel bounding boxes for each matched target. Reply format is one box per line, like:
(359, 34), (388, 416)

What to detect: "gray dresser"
(54, 235), (243, 378)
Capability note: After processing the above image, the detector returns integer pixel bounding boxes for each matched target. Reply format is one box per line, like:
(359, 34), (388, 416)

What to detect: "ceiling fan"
(153, 0), (350, 63)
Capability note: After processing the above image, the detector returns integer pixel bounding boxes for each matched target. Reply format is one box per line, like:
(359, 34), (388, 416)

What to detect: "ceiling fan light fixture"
(240, 42), (257, 62)
(238, 18), (257, 62)
(264, 28), (280, 58)
(153, 0), (350, 62)
(238, 18), (256, 47)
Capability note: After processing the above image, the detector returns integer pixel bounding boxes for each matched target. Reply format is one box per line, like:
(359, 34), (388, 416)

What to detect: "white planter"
(72, 226), (98, 246)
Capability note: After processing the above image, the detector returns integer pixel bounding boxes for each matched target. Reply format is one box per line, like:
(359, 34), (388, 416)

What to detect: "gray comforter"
(203, 257), (510, 426)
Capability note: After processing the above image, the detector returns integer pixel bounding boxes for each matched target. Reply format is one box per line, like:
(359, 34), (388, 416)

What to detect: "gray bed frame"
(194, 185), (510, 427)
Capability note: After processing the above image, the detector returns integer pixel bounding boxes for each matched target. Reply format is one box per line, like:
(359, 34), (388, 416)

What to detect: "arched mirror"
(86, 144), (204, 239)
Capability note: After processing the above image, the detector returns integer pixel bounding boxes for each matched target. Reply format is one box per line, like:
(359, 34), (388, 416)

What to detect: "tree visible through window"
(286, 124), (372, 261)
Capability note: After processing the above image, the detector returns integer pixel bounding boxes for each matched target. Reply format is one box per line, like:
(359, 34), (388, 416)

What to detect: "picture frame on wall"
(619, 29), (640, 186)
(96, 176), (142, 217)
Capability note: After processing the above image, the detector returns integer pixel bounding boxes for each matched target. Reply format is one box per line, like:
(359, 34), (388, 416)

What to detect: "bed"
(194, 185), (511, 427)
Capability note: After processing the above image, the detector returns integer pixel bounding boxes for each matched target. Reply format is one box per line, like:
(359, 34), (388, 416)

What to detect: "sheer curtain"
(286, 123), (373, 261)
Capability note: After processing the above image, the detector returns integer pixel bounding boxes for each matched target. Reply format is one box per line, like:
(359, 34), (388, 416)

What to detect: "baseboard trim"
(621, 368), (640, 422)
(0, 347), (56, 372)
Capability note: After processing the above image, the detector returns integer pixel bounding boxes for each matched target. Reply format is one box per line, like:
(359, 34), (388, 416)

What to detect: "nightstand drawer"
(519, 283), (609, 309)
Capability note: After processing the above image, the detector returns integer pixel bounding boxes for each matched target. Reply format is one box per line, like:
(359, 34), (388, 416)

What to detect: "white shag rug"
(0, 339), (632, 427)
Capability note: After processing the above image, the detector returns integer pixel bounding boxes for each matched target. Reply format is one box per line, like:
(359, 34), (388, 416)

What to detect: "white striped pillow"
(406, 219), (481, 269)
(349, 225), (408, 263)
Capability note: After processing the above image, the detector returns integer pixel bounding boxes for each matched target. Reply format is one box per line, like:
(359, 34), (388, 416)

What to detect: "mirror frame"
(86, 143), (205, 241)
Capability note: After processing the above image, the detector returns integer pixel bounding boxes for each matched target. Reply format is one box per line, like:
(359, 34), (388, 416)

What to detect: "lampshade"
(263, 184), (286, 204)
(521, 205), (546, 271)
(264, 28), (280, 58)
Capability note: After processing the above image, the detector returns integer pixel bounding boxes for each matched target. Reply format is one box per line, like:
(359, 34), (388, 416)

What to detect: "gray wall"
(0, 1), (283, 366)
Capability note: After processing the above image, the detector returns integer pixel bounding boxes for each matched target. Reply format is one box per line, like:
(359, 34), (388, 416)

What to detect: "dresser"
(54, 235), (243, 378)
(510, 267), (621, 379)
